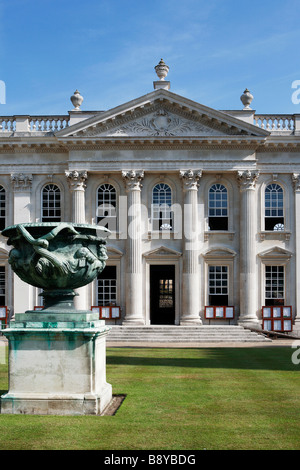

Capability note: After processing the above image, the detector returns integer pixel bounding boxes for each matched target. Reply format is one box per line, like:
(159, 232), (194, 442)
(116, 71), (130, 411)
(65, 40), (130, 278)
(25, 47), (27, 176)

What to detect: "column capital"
(292, 173), (300, 191)
(11, 173), (33, 192)
(122, 170), (144, 191)
(65, 170), (88, 191)
(237, 170), (259, 190)
(180, 169), (202, 191)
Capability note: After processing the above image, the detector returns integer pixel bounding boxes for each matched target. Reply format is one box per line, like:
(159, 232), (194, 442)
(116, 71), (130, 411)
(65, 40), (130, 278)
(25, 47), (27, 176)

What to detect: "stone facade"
(0, 62), (300, 335)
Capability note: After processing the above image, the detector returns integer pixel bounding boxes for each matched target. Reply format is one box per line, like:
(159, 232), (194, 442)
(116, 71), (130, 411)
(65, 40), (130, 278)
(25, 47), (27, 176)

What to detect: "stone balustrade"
(29, 116), (70, 132)
(0, 115), (69, 133)
(254, 114), (295, 133)
(0, 117), (16, 132)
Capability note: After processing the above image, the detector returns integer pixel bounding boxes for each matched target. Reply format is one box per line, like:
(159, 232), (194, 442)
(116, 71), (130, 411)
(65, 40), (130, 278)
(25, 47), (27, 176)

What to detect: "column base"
(180, 315), (202, 326)
(238, 316), (260, 330)
(122, 317), (145, 326)
(292, 319), (300, 337)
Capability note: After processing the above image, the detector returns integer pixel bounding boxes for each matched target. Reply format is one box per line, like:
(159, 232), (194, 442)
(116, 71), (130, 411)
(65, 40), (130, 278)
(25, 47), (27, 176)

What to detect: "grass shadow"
(107, 347), (299, 372)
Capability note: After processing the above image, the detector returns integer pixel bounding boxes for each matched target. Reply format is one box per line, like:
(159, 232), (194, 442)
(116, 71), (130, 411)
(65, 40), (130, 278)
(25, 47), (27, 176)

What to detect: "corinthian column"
(292, 174), (300, 333)
(65, 170), (88, 310)
(180, 170), (202, 325)
(122, 170), (145, 325)
(237, 170), (260, 326)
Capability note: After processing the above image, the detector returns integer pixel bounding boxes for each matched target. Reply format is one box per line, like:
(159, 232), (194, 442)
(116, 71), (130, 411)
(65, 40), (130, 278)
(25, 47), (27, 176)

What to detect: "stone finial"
(155, 59), (169, 81)
(154, 59), (170, 91)
(240, 88), (253, 110)
(70, 90), (83, 111)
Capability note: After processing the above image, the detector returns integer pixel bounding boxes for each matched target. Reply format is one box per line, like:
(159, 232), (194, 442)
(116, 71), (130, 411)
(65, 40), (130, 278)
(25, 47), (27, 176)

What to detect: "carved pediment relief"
(93, 108), (227, 138)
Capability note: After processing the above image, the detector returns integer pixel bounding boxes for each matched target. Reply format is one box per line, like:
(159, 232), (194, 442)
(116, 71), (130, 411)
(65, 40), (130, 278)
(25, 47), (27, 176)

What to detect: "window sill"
(204, 231), (235, 241)
(260, 231), (291, 241)
(147, 231), (179, 240)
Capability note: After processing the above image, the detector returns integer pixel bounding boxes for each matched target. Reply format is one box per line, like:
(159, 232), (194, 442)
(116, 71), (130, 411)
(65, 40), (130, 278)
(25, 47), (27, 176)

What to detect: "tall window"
(97, 266), (117, 306)
(208, 184), (228, 230)
(42, 184), (61, 222)
(97, 184), (117, 230)
(265, 266), (284, 306)
(265, 184), (284, 231)
(152, 183), (172, 230)
(0, 186), (5, 230)
(0, 266), (5, 305)
(208, 265), (228, 306)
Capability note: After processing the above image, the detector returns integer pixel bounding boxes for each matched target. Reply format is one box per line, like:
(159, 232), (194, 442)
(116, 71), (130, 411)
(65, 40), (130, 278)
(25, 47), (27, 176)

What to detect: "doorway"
(150, 265), (175, 325)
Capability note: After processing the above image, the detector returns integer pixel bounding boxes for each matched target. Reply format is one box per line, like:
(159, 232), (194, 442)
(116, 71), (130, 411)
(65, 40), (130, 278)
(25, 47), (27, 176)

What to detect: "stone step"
(106, 325), (270, 342)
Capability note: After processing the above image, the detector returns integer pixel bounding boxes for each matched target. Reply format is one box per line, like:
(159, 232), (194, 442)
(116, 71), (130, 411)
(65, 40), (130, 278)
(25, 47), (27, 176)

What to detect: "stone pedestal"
(0, 312), (112, 416)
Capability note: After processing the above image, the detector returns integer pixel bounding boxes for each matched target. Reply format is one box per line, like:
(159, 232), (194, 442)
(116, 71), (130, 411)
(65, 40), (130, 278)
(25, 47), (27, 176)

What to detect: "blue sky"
(1, 0), (300, 115)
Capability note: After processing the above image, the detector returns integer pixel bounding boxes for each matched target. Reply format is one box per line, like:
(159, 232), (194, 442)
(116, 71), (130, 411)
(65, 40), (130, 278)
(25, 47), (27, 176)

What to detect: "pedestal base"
(0, 312), (112, 416)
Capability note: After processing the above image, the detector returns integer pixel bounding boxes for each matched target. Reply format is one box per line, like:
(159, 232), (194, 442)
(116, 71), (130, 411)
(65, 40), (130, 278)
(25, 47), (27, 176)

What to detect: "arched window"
(265, 184), (284, 231)
(208, 184), (228, 230)
(0, 186), (5, 230)
(42, 184), (61, 222)
(152, 183), (172, 231)
(97, 184), (117, 230)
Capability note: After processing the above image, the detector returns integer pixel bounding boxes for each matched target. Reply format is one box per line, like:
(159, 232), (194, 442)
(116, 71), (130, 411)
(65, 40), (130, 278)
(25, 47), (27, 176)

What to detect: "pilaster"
(122, 170), (145, 325)
(11, 173), (34, 314)
(180, 170), (202, 325)
(237, 170), (260, 327)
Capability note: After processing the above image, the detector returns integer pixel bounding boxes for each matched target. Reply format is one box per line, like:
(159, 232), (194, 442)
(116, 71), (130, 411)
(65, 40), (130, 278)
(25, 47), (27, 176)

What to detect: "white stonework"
(0, 65), (300, 335)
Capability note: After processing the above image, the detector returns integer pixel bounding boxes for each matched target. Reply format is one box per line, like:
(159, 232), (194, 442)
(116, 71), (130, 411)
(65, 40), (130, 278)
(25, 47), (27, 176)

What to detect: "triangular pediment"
(56, 89), (269, 141)
(202, 247), (237, 258)
(143, 245), (182, 258)
(258, 246), (293, 259)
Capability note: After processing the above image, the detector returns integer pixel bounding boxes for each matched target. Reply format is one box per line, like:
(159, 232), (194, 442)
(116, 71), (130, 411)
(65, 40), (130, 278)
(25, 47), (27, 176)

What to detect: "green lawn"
(0, 346), (299, 450)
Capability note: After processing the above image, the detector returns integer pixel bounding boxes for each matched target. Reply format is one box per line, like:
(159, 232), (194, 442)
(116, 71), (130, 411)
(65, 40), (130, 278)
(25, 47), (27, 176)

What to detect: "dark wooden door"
(150, 265), (175, 325)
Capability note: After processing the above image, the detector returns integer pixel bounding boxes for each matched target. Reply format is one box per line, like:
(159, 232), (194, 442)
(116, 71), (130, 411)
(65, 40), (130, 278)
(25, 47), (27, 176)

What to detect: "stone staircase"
(106, 325), (271, 343)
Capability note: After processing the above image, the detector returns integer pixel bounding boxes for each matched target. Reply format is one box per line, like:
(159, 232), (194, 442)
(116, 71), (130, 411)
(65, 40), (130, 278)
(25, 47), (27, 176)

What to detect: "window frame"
(208, 183), (228, 231)
(264, 183), (284, 231)
(265, 265), (285, 306)
(96, 183), (117, 231)
(41, 183), (62, 223)
(151, 182), (173, 231)
(97, 265), (117, 306)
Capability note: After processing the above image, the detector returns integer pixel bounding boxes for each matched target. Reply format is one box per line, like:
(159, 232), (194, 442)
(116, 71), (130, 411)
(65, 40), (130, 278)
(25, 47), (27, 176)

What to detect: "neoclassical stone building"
(0, 60), (300, 335)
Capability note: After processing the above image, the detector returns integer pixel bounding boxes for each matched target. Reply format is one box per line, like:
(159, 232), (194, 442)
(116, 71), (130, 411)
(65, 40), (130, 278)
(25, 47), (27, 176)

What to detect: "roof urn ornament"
(240, 88), (253, 110)
(70, 89), (84, 111)
(155, 59), (169, 81)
